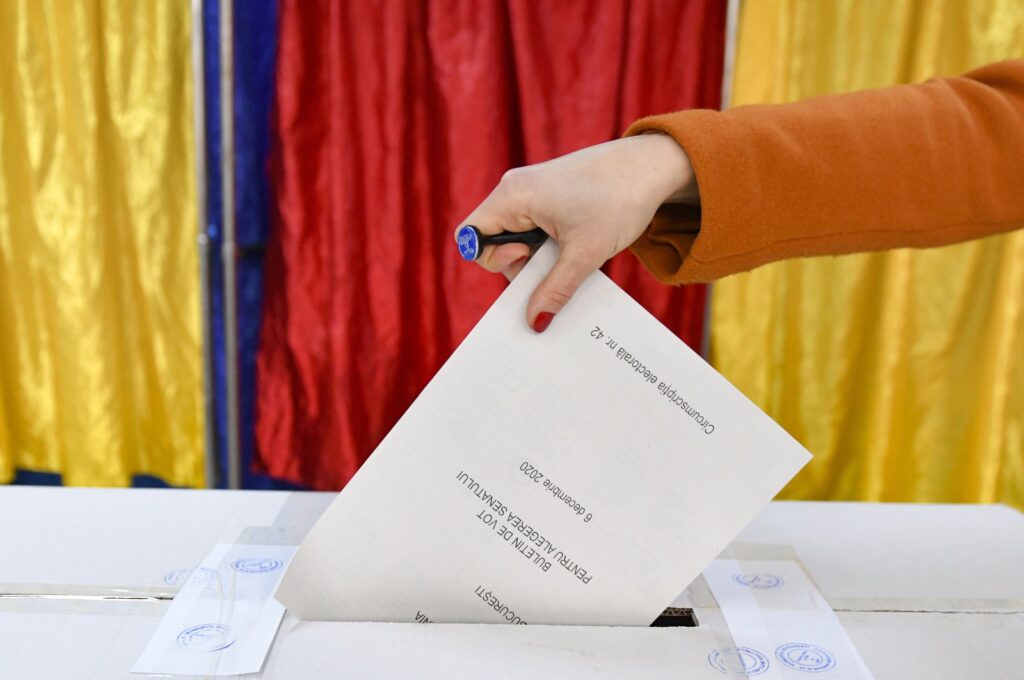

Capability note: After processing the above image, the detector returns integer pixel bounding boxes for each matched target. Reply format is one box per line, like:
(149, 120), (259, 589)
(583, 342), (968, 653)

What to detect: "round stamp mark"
(231, 557), (283, 574)
(163, 569), (189, 586)
(708, 646), (770, 676)
(731, 573), (784, 590)
(775, 643), (836, 673)
(164, 567), (218, 586)
(176, 623), (236, 652)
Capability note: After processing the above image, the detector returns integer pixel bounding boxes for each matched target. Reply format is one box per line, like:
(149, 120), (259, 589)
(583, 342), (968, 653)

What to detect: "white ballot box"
(1, 486), (1023, 679)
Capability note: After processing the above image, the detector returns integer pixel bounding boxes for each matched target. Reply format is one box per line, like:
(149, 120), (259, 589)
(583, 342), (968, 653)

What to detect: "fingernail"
(511, 255), (528, 267)
(532, 312), (554, 334)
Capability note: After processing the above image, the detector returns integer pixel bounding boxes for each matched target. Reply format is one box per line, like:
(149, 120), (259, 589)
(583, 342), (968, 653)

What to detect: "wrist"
(634, 132), (699, 205)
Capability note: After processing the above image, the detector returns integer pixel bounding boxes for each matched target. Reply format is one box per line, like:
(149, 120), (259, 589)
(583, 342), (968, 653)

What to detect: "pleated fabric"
(714, 0), (1024, 508)
(0, 0), (204, 486)
(201, 0), (294, 488)
(257, 0), (725, 489)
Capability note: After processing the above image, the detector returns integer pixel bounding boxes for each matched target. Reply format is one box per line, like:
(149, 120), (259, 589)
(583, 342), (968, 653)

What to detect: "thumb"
(526, 244), (602, 333)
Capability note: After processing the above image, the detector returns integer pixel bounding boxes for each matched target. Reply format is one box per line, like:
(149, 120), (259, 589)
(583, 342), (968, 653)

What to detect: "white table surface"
(740, 500), (1024, 609)
(1, 487), (1022, 679)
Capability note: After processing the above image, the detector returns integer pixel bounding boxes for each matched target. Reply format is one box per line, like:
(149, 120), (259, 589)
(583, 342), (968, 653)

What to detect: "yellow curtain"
(714, 0), (1024, 508)
(0, 0), (204, 487)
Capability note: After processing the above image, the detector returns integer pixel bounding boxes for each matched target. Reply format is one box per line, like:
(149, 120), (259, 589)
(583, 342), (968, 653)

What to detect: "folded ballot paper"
(276, 241), (811, 627)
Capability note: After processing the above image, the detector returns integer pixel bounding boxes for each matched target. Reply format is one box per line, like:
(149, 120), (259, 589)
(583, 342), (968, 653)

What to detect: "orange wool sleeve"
(624, 59), (1024, 284)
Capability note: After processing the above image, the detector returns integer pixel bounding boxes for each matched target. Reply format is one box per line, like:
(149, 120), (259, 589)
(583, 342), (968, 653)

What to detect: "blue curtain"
(203, 0), (300, 490)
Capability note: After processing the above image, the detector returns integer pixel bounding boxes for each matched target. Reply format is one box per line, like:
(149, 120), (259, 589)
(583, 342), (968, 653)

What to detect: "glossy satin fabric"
(714, 0), (1024, 507)
(257, 0), (724, 489)
(0, 1), (204, 486)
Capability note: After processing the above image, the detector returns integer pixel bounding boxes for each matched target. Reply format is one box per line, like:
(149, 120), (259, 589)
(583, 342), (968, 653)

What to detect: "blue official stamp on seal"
(176, 623), (236, 652)
(231, 557), (284, 574)
(163, 566), (218, 587)
(708, 647), (771, 676)
(775, 642), (836, 673)
(731, 572), (784, 590)
(163, 569), (189, 586)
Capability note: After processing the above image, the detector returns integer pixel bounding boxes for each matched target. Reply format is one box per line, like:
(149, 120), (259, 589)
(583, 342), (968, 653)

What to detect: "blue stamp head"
(176, 623), (235, 652)
(732, 573), (784, 590)
(775, 643), (836, 673)
(708, 647), (770, 676)
(231, 557), (283, 574)
(456, 225), (481, 261)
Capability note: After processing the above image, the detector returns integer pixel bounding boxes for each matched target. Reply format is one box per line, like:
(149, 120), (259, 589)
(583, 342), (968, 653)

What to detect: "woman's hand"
(454, 134), (696, 332)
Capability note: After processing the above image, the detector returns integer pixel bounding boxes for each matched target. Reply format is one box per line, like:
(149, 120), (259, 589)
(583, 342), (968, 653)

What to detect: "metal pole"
(721, 0), (741, 111)
(192, 0), (218, 488)
(220, 0), (241, 490)
(702, 0), (742, 361)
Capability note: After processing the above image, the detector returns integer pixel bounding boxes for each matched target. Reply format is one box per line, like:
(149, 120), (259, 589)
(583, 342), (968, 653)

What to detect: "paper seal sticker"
(132, 544), (296, 676)
(704, 559), (874, 679)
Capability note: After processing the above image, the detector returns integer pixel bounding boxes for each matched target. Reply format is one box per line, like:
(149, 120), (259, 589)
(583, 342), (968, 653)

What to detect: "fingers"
(526, 244), (602, 333)
(503, 252), (531, 282)
(459, 169), (535, 234)
(483, 242), (531, 276)
(452, 166), (602, 321)
(453, 169), (541, 273)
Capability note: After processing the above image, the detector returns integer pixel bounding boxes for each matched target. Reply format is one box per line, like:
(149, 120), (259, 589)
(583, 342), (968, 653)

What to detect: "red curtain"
(257, 0), (726, 489)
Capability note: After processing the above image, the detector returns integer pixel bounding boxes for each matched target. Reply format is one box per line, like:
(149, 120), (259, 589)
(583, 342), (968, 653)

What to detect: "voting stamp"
(731, 572), (784, 589)
(775, 643), (836, 673)
(176, 623), (236, 652)
(708, 647), (770, 676)
(231, 557), (284, 574)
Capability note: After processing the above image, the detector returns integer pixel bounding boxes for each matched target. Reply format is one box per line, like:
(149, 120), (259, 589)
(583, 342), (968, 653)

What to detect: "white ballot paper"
(277, 241), (811, 626)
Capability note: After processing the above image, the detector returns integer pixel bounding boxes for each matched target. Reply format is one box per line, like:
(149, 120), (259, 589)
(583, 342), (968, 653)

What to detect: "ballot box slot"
(649, 607), (698, 627)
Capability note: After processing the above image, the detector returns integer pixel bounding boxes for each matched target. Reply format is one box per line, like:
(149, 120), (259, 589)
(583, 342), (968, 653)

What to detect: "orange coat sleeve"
(624, 59), (1024, 284)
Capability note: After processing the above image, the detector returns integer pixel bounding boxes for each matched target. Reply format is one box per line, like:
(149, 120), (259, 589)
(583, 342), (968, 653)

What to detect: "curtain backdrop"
(257, 0), (725, 489)
(202, 0), (294, 489)
(714, 0), (1024, 508)
(0, 0), (204, 486)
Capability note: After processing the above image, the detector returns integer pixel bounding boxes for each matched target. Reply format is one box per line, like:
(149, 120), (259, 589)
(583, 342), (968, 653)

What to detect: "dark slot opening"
(649, 607), (699, 627)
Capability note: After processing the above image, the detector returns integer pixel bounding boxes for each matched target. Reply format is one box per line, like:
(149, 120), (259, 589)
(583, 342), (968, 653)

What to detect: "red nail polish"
(510, 255), (528, 267)
(533, 312), (554, 333)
